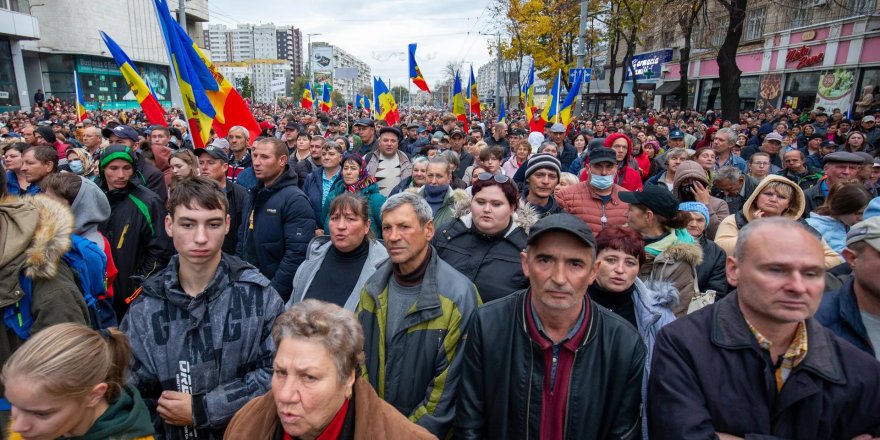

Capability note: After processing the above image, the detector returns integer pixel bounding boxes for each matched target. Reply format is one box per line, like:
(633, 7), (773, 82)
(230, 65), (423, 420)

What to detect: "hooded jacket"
(99, 180), (173, 318)
(0, 195), (90, 397)
(580, 133), (643, 191)
(238, 165), (317, 302)
(69, 385), (155, 440)
(714, 175), (843, 269)
(805, 212), (848, 254)
(224, 378), (437, 440)
(321, 176), (386, 239)
(71, 176), (111, 249)
(557, 180), (630, 237)
(287, 236), (389, 311)
(135, 151), (168, 205)
(455, 289), (645, 439)
(432, 197), (537, 303)
(672, 161), (730, 240)
(357, 250), (480, 437)
(121, 254), (284, 439)
(639, 229), (703, 318)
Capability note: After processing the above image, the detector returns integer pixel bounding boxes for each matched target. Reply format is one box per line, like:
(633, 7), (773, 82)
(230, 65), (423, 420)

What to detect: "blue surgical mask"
(69, 159), (84, 175)
(590, 173), (614, 190)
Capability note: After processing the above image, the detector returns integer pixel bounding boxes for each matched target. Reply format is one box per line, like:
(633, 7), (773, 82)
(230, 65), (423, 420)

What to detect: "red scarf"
(284, 399), (350, 440)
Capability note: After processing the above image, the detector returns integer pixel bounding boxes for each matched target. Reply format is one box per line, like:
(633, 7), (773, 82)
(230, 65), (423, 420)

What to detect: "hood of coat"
(741, 174), (805, 221)
(673, 160), (710, 194)
(451, 192), (538, 234)
(654, 240), (704, 267)
(71, 176), (111, 248)
(637, 278), (681, 310)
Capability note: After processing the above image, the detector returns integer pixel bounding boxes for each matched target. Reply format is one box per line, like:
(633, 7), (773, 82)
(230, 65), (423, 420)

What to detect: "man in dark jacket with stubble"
(649, 217), (880, 439)
(238, 137), (316, 302)
(103, 124), (167, 204)
(456, 213), (645, 439)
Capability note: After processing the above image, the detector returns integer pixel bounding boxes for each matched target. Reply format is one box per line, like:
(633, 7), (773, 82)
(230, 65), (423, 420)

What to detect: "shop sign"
(626, 49), (673, 81)
(786, 46), (824, 69)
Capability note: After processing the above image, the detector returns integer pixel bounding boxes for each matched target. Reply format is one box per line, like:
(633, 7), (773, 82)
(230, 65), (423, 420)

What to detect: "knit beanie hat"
(679, 201), (710, 224)
(524, 153), (561, 181)
(35, 126), (56, 144)
(99, 145), (136, 172)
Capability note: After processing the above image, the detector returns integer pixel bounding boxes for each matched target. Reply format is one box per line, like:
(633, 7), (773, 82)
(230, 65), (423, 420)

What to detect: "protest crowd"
(0, 88), (880, 440)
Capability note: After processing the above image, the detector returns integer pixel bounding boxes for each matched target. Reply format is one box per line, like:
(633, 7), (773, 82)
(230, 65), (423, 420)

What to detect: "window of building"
(790, 5), (813, 28)
(745, 7), (765, 41)
(846, 0), (873, 15)
(711, 19), (728, 47)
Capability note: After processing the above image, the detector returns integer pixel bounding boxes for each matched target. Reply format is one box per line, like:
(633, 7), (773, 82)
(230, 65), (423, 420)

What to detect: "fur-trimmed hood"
(0, 195), (75, 307)
(654, 241), (704, 266)
(741, 174), (805, 221)
(451, 191), (539, 234)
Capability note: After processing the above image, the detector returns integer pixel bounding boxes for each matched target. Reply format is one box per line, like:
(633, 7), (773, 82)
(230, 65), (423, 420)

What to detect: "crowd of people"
(0, 95), (879, 439)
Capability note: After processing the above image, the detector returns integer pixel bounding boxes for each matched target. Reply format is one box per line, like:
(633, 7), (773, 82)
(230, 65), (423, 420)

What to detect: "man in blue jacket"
(816, 216), (880, 359)
(649, 217), (880, 439)
(238, 137), (316, 302)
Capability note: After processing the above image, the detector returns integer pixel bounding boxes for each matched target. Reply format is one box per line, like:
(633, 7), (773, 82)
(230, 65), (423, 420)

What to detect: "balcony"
(0, 0), (39, 40)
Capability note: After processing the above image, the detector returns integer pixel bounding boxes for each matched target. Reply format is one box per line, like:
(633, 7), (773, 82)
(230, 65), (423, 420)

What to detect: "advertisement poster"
(756, 74), (782, 109)
(815, 69), (856, 113)
(626, 49), (673, 81)
(311, 46), (333, 74)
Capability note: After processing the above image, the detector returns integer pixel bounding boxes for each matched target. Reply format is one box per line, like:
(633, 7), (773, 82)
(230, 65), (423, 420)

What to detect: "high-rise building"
(205, 23), (303, 77)
(276, 26), (303, 78)
(310, 42), (370, 103)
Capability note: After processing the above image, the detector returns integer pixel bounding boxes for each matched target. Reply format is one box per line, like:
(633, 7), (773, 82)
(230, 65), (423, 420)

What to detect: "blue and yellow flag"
(100, 31), (167, 126)
(153, 0), (218, 148)
(558, 74), (584, 127)
(521, 62), (535, 123)
(497, 100), (506, 124)
(541, 70), (562, 124)
(452, 71), (468, 131)
(355, 93), (362, 109)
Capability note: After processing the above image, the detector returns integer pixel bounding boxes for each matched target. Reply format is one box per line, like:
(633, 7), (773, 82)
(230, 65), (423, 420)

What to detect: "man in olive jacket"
(455, 213), (645, 439)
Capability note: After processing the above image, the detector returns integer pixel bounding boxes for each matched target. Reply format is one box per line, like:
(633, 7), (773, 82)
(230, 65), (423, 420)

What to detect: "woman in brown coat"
(224, 300), (436, 440)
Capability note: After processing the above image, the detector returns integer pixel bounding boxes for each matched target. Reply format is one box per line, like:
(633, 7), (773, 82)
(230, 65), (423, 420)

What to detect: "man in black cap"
(196, 143), (248, 254)
(456, 213), (645, 439)
(102, 124), (168, 203)
(401, 124), (424, 156)
(558, 147), (630, 236)
(353, 118), (378, 155)
(812, 110), (830, 137)
(803, 151), (865, 215)
(281, 120), (301, 151)
(447, 127), (474, 180)
(366, 126), (413, 197)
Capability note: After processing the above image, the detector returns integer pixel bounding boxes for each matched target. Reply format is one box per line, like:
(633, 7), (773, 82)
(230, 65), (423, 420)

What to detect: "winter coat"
(803, 178), (827, 216)
(223, 378), (437, 440)
(815, 278), (876, 358)
(714, 175), (843, 269)
(4, 170), (39, 196)
(501, 155), (526, 177)
(695, 235), (728, 295)
(432, 199), (536, 303)
(303, 165), (334, 222)
(648, 292), (880, 439)
(390, 176), (420, 196)
(558, 142), (578, 171)
(321, 177), (386, 238)
(520, 191), (565, 219)
(455, 289), (645, 439)
(287, 236), (388, 311)
(639, 229), (702, 317)
(0, 195), (90, 398)
(806, 212), (848, 254)
(99, 182), (173, 318)
(365, 149), (413, 194)
(411, 186), (470, 231)
(136, 153), (168, 205)
(672, 161), (730, 239)
(357, 249), (480, 437)
(69, 385), (155, 439)
(121, 254), (284, 439)
(556, 181), (630, 238)
(238, 165), (317, 302)
(453, 150), (476, 180)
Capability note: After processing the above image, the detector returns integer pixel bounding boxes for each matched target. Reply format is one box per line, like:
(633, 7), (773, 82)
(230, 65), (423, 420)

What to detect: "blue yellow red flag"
(469, 66), (480, 118)
(99, 31), (166, 126)
(452, 71), (468, 131)
(408, 43), (430, 93)
(320, 83), (332, 112)
(302, 83), (315, 109)
(74, 72), (88, 122)
(374, 77), (399, 126)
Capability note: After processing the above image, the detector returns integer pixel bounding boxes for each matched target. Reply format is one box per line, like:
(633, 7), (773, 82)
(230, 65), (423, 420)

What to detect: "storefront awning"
(655, 81), (682, 95)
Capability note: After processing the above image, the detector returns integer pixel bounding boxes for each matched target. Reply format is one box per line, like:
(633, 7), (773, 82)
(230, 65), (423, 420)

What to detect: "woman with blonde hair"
(2, 323), (154, 439)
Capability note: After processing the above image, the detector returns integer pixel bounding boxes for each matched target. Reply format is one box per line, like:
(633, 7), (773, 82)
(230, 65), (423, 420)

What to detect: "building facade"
(217, 59), (290, 104)
(205, 23), (303, 86)
(0, 0), (40, 111)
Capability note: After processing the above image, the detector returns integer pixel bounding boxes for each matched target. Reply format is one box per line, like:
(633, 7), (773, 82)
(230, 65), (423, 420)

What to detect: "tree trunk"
(678, 34), (692, 108)
(716, 0), (748, 121)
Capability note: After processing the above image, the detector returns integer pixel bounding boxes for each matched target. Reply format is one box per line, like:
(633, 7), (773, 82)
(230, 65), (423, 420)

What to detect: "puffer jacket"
(121, 254), (284, 439)
(357, 250), (480, 438)
(411, 186), (470, 231)
(432, 199), (537, 303)
(639, 229), (703, 318)
(672, 161), (730, 239)
(455, 289), (645, 439)
(0, 195), (90, 398)
(223, 378), (437, 440)
(287, 236), (388, 311)
(556, 181), (630, 237)
(238, 165), (317, 302)
(714, 175), (843, 269)
(805, 212), (848, 254)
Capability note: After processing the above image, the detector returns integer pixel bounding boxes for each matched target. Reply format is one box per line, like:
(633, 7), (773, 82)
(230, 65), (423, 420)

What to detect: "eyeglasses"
(477, 173), (510, 184)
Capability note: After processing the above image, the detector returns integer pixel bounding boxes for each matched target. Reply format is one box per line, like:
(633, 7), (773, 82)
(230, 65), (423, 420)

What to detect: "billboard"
(626, 49), (673, 81)
(311, 46), (333, 74)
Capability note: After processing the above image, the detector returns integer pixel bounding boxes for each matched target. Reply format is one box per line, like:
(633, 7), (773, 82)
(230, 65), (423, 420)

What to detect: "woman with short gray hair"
(226, 300), (435, 439)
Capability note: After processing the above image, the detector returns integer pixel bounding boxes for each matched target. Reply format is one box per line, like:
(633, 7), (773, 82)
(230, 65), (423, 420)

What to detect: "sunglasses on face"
(477, 173), (510, 184)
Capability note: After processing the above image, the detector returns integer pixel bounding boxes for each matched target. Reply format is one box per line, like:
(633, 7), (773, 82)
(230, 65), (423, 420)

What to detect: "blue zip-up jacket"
(815, 278), (876, 358)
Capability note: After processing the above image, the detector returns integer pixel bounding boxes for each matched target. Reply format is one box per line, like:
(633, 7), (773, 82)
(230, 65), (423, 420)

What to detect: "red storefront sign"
(786, 46), (825, 69)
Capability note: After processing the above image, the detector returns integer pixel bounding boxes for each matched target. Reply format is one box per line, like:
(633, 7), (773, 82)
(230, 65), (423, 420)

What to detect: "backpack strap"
(2, 274), (34, 341)
(127, 194), (154, 236)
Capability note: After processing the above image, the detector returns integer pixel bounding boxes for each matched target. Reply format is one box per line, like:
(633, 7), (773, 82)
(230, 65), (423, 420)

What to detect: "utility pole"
(177, 0), (186, 30)
(575, 0), (588, 116)
(479, 32), (502, 111)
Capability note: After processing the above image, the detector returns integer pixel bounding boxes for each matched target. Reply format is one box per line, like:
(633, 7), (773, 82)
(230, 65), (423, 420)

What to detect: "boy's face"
(165, 204), (229, 268)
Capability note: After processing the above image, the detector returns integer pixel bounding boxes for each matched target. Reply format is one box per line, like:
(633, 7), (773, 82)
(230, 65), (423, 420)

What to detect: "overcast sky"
(209, 0), (497, 88)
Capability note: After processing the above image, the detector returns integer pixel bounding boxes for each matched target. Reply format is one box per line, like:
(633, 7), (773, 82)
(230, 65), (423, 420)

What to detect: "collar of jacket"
(514, 288), (599, 351)
(586, 182), (624, 205)
(710, 291), (846, 385)
(363, 245), (444, 323)
(256, 165), (298, 192)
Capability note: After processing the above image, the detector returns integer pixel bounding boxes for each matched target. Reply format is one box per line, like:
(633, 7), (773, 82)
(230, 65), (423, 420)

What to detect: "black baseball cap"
(450, 128), (465, 138)
(619, 186), (680, 218)
(589, 147), (617, 165)
(194, 144), (228, 161)
(527, 213), (596, 248)
(285, 121), (301, 131)
(353, 118), (375, 128)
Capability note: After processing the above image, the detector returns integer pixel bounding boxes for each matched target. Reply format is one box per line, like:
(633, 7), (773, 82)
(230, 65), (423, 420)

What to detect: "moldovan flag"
(153, 0), (217, 148)
(468, 66), (480, 118)
(192, 44), (261, 144)
(374, 77), (399, 126)
(408, 43), (430, 93)
(302, 83), (315, 109)
(320, 83), (332, 112)
(74, 72), (88, 122)
(452, 70), (468, 131)
(99, 31), (167, 126)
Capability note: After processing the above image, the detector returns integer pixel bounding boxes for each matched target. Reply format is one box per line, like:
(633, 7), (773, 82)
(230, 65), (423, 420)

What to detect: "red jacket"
(557, 181), (630, 237)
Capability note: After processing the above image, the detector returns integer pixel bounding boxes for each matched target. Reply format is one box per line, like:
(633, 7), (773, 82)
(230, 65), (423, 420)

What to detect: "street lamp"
(307, 33), (322, 97)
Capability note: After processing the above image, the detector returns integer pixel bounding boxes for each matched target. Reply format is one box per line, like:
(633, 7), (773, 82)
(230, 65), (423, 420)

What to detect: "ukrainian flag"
(558, 74), (584, 128)
(541, 70), (562, 124)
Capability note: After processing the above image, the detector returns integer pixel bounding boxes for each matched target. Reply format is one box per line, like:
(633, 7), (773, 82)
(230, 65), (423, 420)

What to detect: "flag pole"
(73, 71), (81, 122)
(555, 70), (561, 124)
